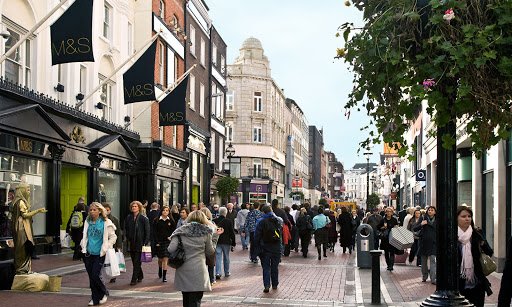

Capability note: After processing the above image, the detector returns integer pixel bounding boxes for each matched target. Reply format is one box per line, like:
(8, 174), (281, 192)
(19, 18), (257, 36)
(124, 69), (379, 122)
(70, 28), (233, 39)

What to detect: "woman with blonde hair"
(168, 210), (223, 306)
(80, 202), (117, 306)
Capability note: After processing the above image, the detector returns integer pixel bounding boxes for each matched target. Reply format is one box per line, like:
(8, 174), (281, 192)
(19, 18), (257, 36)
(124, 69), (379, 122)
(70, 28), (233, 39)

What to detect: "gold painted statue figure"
(11, 183), (47, 274)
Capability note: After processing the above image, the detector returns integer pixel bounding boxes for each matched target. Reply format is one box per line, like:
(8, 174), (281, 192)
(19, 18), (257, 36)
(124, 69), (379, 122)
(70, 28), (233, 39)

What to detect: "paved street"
(4, 236), (502, 306)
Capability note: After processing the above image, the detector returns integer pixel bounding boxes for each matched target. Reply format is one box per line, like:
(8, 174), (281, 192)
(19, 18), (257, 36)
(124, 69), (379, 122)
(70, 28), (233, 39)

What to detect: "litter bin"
(356, 224), (373, 268)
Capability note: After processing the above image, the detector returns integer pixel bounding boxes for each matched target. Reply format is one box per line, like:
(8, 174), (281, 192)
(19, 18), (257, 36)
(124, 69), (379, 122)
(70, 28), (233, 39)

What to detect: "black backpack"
(261, 217), (281, 243)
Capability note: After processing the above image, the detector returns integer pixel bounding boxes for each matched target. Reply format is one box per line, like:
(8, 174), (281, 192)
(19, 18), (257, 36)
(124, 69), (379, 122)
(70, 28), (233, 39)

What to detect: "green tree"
(338, 0), (512, 155)
(366, 193), (380, 211)
(215, 176), (239, 205)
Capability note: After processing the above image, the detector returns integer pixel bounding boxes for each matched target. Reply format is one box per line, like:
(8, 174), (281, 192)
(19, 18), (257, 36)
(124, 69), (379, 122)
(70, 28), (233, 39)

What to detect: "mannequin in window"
(98, 184), (107, 203)
(11, 183), (47, 274)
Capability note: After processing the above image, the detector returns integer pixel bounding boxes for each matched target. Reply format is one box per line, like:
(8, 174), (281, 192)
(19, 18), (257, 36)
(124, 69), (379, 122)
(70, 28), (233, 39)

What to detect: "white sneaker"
(99, 295), (108, 304)
(88, 300), (94, 306)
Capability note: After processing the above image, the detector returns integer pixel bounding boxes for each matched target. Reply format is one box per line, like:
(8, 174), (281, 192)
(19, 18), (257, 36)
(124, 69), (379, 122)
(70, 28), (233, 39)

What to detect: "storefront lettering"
(161, 156), (180, 168)
(51, 38), (92, 56)
(19, 138), (33, 153)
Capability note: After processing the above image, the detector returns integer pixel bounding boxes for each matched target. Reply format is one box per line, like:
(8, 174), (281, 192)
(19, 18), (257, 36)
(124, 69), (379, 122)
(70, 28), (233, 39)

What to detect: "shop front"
(0, 80), (139, 258)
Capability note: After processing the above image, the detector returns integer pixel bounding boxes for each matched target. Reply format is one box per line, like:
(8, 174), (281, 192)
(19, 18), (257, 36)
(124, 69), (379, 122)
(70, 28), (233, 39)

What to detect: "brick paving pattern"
(3, 237), (501, 306)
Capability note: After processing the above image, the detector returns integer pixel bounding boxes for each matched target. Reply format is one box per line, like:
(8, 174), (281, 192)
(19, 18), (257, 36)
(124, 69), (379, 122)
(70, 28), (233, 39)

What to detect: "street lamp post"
(363, 150), (373, 208)
(225, 142), (235, 177)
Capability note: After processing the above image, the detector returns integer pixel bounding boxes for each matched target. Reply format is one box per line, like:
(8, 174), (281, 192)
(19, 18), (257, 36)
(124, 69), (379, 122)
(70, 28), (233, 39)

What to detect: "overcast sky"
(209, 1), (380, 169)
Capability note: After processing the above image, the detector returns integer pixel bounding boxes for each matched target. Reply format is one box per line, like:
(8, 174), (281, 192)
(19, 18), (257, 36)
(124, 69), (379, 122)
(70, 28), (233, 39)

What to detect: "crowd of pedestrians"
(64, 196), (510, 307)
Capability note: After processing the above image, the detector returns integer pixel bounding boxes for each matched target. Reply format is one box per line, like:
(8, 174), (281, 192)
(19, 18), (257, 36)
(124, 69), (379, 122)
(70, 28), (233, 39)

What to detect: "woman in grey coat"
(168, 210), (221, 306)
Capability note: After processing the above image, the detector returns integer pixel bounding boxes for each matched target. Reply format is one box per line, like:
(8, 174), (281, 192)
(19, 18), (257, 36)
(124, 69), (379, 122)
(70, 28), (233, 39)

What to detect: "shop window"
(0, 154), (47, 238)
(98, 170), (121, 219)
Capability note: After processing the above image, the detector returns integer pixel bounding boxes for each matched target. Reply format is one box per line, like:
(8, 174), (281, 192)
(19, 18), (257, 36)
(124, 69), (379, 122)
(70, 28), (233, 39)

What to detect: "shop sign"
(292, 178), (303, 188)
(19, 138), (33, 153)
(161, 156), (180, 168)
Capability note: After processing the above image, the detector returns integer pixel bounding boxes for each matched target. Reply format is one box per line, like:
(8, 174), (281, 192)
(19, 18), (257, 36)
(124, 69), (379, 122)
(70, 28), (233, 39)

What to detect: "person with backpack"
(66, 202), (87, 261)
(253, 205), (283, 293)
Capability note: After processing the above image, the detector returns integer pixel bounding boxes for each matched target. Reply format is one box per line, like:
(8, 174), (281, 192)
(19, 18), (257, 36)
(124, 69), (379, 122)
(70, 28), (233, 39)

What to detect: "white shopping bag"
(61, 234), (71, 248)
(103, 248), (120, 277)
(117, 251), (126, 273)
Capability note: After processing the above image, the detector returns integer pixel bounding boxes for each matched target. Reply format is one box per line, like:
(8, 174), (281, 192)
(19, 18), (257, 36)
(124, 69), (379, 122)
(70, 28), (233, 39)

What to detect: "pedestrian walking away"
(124, 200), (150, 286)
(312, 206), (330, 260)
(296, 208), (313, 258)
(213, 206), (236, 279)
(80, 202), (117, 306)
(254, 205), (282, 293)
(168, 210), (222, 307)
(236, 203), (250, 250)
(337, 206), (353, 254)
(66, 201), (87, 261)
(244, 202), (264, 263)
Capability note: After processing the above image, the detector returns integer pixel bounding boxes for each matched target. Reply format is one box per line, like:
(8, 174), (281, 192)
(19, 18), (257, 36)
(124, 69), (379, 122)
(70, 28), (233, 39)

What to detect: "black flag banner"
(123, 40), (157, 104)
(50, 0), (94, 65)
(159, 76), (189, 126)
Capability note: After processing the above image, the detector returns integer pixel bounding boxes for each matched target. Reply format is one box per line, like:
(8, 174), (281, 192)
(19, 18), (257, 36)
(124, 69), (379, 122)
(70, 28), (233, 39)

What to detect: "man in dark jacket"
(366, 208), (383, 249)
(271, 199), (289, 224)
(124, 201), (150, 286)
(254, 205), (282, 293)
(213, 207), (236, 279)
(225, 202), (238, 227)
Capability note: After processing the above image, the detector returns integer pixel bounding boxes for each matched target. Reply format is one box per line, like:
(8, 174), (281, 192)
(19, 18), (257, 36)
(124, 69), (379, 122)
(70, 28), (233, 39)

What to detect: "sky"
(209, 1), (381, 169)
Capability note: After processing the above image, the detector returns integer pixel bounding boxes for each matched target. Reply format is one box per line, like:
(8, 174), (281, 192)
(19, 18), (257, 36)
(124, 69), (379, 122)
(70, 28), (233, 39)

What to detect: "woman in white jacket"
(80, 202), (117, 306)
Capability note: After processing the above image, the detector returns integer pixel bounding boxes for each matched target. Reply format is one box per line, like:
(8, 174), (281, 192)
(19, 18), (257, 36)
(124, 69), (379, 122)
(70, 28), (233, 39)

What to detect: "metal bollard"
(370, 250), (382, 304)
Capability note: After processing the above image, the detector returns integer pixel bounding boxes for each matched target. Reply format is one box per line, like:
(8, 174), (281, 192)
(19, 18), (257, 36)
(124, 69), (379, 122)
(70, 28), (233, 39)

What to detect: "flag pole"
(76, 31), (161, 109)
(124, 64), (197, 129)
(0, 0), (70, 65)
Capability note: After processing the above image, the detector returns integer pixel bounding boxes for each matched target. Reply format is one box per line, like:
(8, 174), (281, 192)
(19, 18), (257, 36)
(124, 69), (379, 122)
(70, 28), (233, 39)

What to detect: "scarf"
(458, 226), (475, 283)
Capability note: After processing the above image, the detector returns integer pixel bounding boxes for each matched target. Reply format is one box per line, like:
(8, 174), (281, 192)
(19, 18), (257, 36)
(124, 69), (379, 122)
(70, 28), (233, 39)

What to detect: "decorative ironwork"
(88, 153), (103, 168)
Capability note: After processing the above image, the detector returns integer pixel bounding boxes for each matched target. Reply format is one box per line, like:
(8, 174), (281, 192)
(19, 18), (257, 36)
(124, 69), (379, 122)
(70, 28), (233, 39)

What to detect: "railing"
(248, 168), (269, 178)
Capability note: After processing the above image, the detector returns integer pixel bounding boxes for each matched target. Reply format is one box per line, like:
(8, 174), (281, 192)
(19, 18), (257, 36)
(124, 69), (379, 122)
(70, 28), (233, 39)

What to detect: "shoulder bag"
(168, 235), (186, 269)
(480, 252), (497, 276)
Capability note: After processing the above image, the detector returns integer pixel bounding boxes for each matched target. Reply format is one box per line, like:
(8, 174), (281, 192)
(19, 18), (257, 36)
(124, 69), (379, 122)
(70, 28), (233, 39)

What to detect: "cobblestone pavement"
(4, 237), (502, 306)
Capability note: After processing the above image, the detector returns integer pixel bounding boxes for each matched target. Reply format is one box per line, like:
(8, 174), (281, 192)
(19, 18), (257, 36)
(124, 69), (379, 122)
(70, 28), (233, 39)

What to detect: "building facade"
(225, 37), (287, 205)
(326, 151), (344, 200)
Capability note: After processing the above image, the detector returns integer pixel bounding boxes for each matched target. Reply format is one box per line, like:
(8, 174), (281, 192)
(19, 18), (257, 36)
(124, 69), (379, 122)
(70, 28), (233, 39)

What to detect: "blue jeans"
(260, 253), (280, 288)
(83, 254), (107, 305)
(215, 244), (231, 276)
(240, 231), (250, 249)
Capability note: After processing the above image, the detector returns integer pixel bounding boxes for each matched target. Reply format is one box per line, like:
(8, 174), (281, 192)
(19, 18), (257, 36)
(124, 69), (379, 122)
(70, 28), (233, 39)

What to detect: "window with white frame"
(189, 25), (196, 56)
(103, 3), (112, 40)
(226, 122), (233, 142)
(79, 65), (87, 94)
(211, 132), (216, 165)
(226, 91), (234, 111)
(253, 124), (262, 143)
(159, 0), (165, 19)
(3, 24), (32, 87)
(127, 22), (133, 55)
(200, 38), (206, 66)
(212, 43), (217, 65)
(189, 74), (195, 110)
(221, 55), (225, 74)
(253, 92), (262, 112)
(199, 82), (205, 117)
(99, 76), (114, 121)
(253, 159), (262, 177)
(159, 42), (165, 85)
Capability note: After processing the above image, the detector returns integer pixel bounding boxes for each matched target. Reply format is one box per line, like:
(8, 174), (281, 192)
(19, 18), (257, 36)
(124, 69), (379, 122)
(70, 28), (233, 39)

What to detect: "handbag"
(168, 235), (186, 269)
(480, 253), (497, 276)
(103, 248), (121, 277)
(324, 216), (332, 229)
(117, 251), (126, 273)
(61, 233), (71, 248)
(140, 245), (152, 263)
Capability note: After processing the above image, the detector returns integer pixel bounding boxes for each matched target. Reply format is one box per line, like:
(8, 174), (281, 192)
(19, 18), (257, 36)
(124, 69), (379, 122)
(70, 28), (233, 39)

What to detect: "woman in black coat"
(296, 208), (313, 258)
(154, 205), (176, 282)
(413, 206), (437, 284)
(457, 206), (493, 307)
(378, 207), (399, 271)
(337, 206), (353, 254)
(350, 209), (361, 251)
(327, 210), (338, 252)
(407, 209), (422, 266)
(124, 201), (150, 286)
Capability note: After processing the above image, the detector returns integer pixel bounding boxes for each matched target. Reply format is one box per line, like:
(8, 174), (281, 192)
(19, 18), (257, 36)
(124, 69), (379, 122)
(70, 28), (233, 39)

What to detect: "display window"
(0, 154), (47, 238)
(98, 170), (121, 219)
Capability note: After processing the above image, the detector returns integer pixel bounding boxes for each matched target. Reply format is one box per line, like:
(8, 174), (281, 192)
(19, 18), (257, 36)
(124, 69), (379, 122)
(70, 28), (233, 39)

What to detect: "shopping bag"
(103, 248), (120, 277)
(116, 251), (126, 273)
(61, 234), (71, 248)
(141, 245), (152, 263)
(389, 226), (414, 250)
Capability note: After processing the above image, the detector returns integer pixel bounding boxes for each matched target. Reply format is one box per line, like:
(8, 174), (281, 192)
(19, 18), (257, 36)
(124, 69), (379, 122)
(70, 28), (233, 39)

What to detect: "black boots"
(162, 270), (167, 282)
(158, 267), (162, 278)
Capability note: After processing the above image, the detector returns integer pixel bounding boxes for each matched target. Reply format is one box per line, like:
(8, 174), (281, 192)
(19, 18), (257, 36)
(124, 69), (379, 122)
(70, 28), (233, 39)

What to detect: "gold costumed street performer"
(11, 183), (47, 274)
